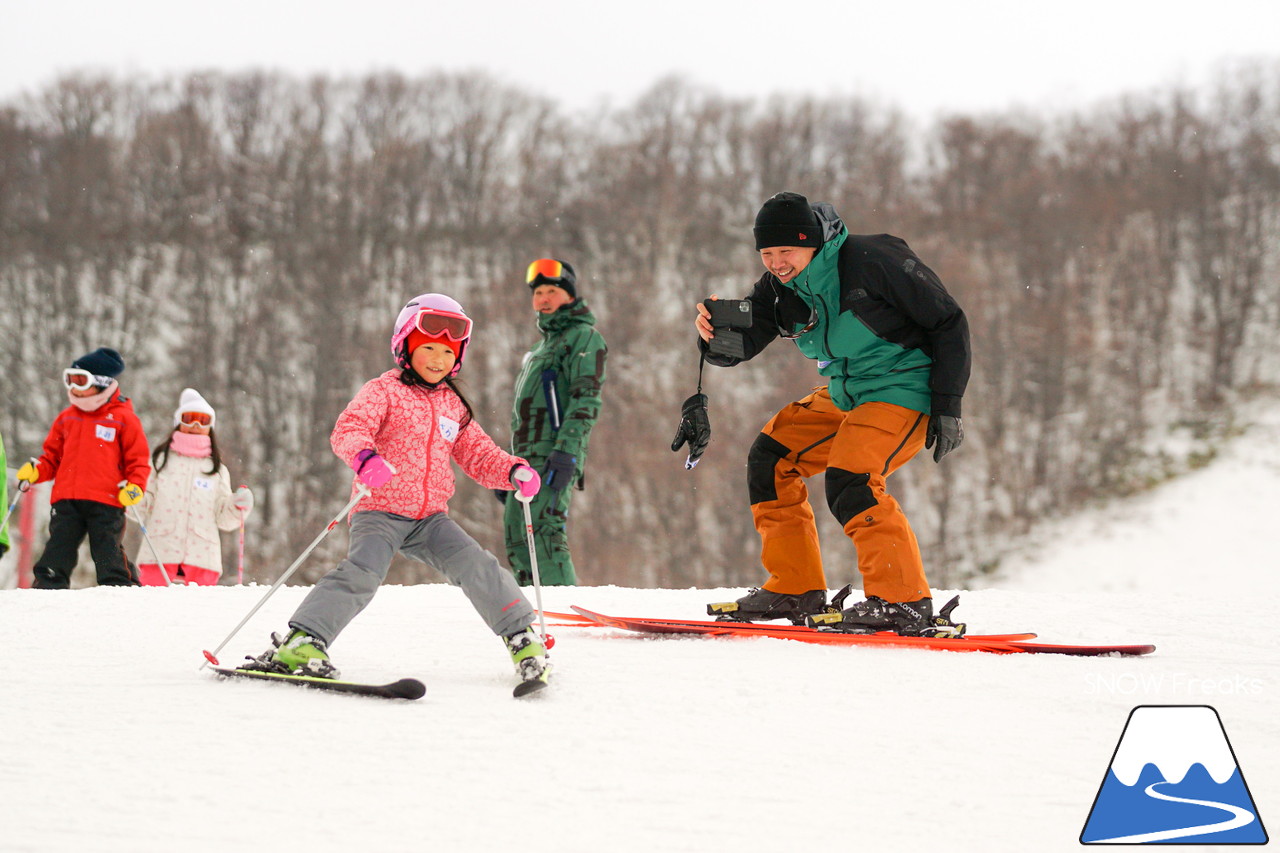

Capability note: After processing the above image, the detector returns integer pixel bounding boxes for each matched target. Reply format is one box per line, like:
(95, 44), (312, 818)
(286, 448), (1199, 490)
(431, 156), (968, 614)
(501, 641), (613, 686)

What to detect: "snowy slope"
(995, 399), (1280, 595)
(3, 406), (1279, 853)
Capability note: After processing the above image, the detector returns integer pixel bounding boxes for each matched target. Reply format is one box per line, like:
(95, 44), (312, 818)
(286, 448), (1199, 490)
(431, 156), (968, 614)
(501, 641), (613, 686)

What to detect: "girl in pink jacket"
(247, 294), (549, 693)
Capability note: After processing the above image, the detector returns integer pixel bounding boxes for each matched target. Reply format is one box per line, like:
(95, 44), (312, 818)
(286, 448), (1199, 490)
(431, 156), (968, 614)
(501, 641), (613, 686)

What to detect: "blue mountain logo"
(1081, 705), (1267, 844)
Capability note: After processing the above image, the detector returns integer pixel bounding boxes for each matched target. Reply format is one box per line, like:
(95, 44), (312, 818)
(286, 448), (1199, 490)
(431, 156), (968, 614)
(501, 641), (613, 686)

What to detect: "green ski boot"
(242, 629), (340, 678)
(503, 627), (551, 697)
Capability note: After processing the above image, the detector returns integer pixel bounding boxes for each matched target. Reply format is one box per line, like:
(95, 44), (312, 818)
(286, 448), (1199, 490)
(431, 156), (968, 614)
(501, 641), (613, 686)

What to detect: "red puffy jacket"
(32, 392), (151, 508)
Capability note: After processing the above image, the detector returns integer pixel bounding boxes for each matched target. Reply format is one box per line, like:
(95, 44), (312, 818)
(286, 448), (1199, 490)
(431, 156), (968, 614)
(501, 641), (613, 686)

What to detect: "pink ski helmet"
(391, 293), (473, 376)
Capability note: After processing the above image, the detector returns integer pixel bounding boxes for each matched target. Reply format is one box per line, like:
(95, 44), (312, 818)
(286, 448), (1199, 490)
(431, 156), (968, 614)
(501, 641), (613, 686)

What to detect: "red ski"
(549, 608), (1035, 642)
(567, 606), (1155, 657)
(985, 640), (1157, 657)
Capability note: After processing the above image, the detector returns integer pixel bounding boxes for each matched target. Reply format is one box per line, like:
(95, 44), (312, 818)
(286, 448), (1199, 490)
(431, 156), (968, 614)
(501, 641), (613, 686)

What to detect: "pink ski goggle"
(414, 309), (471, 341)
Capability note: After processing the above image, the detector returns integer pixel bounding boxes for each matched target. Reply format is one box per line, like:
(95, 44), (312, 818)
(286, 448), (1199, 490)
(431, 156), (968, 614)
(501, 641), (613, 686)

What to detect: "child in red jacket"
(16, 347), (151, 588)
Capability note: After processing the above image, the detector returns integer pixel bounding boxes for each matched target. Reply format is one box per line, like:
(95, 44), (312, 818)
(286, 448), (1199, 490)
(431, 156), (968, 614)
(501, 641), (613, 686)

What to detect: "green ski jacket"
(511, 298), (608, 479)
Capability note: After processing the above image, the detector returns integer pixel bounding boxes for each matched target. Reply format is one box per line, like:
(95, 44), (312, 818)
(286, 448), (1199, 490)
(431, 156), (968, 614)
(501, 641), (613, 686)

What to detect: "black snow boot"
(810, 595), (934, 635)
(707, 588), (827, 624)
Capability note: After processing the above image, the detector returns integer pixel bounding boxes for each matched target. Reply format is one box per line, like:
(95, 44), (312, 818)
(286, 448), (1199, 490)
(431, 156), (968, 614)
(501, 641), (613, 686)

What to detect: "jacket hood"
(811, 202), (847, 243)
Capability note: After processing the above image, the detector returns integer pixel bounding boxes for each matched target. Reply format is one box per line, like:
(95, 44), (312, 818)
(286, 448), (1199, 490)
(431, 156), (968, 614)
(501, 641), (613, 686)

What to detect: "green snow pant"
(503, 478), (577, 586)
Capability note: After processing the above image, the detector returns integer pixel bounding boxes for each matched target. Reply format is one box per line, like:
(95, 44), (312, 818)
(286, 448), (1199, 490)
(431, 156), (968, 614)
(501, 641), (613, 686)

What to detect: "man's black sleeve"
(868, 248), (971, 417)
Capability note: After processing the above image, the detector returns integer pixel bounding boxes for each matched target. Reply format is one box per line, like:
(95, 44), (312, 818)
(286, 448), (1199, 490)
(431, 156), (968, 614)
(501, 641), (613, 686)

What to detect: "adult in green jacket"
(502, 258), (607, 585)
(677, 193), (970, 633)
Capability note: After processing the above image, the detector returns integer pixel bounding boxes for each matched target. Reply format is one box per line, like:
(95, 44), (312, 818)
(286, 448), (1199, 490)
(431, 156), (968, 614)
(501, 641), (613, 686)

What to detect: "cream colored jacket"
(136, 452), (244, 573)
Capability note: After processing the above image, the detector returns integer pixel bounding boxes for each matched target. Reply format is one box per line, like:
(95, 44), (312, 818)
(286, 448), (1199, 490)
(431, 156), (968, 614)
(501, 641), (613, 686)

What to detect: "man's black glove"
(925, 415), (963, 463)
(543, 450), (577, 491)
(493, 489), (509, 504)
(671, 393), (711, 470)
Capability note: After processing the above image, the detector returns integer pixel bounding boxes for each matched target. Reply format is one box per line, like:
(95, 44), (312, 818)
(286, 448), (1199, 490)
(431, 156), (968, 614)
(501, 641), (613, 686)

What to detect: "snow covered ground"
(3, 405), (1278, 852)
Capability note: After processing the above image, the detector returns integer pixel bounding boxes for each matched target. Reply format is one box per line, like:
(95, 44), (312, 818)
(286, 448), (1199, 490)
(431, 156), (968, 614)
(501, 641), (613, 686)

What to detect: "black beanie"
(527, 258), (577, 300)
(753, 192), (823, 250)
(71, 347), (125, 379)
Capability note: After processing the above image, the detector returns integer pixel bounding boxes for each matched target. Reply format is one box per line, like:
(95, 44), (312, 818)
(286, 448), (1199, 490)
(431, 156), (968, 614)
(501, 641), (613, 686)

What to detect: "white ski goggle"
(63, 368), (113, 389)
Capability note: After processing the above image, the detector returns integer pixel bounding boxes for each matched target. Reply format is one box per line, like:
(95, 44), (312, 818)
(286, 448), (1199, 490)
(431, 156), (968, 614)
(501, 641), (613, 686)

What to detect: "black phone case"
(707, 299), (753, 329)
(707, 330), (747, 360)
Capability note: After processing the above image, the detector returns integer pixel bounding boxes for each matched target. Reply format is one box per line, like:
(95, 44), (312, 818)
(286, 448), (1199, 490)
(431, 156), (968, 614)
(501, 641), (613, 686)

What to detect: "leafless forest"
(2, 64), (1278, 589)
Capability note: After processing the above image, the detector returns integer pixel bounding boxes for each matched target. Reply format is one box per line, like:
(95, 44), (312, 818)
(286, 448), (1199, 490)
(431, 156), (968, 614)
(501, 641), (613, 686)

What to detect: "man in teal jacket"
(502, 258), (608, 585)
(677, 193), (970, 633)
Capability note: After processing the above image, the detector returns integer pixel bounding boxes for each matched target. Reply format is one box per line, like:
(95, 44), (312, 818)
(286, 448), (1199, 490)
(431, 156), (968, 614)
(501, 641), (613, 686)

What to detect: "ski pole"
(128, 506), (172, 586)
(128, 504), (172, 584)
(200, 485), (369, 669)
(514, 470), (548, 644)
(1, 483), (26, 534)
(237, 484), (247, 585)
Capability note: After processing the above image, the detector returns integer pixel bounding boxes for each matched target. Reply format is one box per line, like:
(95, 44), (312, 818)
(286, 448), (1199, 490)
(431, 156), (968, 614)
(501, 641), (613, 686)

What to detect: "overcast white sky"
(2, 0), (1278, 121)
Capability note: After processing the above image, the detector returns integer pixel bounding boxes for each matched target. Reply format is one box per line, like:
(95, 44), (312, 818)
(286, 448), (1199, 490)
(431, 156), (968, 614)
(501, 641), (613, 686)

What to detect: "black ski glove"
(543, 450), (577, 491)
(671, 393), (711, 470)
(925, 415), (963, 463)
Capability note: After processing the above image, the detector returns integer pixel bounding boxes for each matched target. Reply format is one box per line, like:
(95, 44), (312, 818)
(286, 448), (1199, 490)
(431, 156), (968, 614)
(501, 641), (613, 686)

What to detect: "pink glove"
(511, 464), (541, 501)
(354, 450), (394, 489)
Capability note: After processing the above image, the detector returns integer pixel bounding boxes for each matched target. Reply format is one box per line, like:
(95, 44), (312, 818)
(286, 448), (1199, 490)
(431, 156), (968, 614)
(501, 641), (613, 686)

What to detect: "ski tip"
(393, 678), (428, 700)
(513, 680), (548, 698)
(1002, 641), (1157, 657)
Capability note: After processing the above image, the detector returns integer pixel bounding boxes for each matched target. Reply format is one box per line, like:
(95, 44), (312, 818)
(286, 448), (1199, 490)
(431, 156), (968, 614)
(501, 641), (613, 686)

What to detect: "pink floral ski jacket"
(331, 370), (525, 519)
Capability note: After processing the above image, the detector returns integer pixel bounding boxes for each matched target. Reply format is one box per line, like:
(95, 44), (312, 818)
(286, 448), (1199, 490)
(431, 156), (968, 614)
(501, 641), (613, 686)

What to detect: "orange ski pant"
(748, 387), (931, 603)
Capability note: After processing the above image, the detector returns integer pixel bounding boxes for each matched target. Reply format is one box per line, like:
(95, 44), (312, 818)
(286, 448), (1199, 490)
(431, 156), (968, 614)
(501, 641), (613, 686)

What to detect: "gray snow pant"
(288, 510), (534, 646)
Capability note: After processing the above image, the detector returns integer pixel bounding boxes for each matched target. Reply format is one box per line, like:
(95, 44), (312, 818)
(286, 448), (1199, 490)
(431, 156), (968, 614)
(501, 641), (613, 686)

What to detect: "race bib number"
(438, 416), (460, 442)
(95, 425), (117, 442)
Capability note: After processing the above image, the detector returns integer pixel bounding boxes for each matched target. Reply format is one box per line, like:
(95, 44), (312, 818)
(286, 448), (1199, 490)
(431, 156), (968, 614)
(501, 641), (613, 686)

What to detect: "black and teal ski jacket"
(510, 298), (608, 480)
(704, 204), (970, 418)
